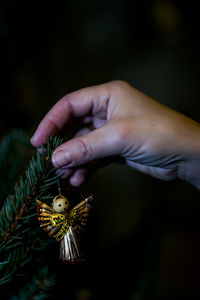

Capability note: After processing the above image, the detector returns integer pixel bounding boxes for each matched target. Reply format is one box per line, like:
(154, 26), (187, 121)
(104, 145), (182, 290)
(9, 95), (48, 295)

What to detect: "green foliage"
(0, 133), (63, 289)
(10, 266), (55, 300)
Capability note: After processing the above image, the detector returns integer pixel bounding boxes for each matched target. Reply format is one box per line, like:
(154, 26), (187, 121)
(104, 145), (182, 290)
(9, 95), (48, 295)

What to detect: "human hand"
(31, 80), (200, 188)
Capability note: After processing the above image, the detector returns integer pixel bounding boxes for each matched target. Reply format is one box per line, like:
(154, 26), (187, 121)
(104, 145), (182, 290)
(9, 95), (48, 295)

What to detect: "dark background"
(0, 0), (200, 299)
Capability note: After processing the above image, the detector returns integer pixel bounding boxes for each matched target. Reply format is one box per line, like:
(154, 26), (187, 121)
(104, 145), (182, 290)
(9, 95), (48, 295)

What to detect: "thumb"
(52, 121), (123, 168)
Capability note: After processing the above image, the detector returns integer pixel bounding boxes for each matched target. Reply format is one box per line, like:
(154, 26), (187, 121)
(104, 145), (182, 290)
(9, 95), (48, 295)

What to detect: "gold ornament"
(36, 191), (93, 263)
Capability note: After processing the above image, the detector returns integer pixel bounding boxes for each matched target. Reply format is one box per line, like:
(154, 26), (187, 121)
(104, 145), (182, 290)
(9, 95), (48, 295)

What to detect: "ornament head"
(52, 195), (70, 213)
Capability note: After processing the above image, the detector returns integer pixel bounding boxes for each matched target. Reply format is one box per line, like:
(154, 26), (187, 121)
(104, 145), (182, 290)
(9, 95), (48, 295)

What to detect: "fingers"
(56, 157), (114, 186)
(69, 168), (88, 186)
(56, 127), (104, 186)
(74, 127), (92, 138)
(51, 121), (123, 169)
(31, 82), (111, 148)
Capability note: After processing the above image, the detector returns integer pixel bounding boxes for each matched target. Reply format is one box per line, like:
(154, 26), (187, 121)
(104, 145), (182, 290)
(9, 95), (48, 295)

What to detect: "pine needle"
(0, 135), (63, 285)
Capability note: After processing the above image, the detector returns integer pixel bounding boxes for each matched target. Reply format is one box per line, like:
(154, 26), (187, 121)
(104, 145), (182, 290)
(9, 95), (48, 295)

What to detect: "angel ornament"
(36, 193), (93, 263)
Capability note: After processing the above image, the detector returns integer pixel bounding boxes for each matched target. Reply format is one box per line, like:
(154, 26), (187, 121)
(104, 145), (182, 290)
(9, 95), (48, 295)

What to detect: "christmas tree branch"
(0, 136), (63, 284)
(10, 266), (55, 300)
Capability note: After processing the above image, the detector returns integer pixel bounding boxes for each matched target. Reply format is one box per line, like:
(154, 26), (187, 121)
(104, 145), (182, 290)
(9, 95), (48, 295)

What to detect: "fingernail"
(52, 150), (72, 168)
(30, 136), (34, 144)
(30, 133), (38, 146)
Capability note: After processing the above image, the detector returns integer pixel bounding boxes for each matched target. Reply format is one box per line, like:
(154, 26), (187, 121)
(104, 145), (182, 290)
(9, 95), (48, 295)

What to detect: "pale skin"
(31, 80), (200, 189)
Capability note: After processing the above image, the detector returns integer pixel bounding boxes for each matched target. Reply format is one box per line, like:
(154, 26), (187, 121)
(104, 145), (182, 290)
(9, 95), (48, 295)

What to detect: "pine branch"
(0, 135), (63, 284)
(10, 266), (55, 300)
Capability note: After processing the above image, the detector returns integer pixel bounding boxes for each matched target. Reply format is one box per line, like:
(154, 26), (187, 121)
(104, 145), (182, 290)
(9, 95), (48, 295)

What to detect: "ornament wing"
(36, 200), (67, 240)
(69, 195), (93, 234)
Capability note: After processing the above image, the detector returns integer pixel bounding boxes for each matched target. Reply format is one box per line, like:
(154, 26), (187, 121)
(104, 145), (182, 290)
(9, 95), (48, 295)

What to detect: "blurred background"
(0, 0), (200, 299)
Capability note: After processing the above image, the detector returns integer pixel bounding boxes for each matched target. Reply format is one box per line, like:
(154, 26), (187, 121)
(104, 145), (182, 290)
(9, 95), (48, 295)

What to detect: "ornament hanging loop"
(58, 179), (62, 196)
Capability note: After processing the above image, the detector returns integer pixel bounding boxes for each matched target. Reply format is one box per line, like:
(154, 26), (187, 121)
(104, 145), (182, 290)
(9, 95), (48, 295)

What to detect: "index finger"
(30, 82), (110, 148)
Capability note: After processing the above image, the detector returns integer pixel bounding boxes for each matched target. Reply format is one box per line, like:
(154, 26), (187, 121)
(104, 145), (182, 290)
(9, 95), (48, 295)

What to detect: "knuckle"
(108, 80), (133, 103)
(73, 137), (92, 164)
(110, 80), (131, 91)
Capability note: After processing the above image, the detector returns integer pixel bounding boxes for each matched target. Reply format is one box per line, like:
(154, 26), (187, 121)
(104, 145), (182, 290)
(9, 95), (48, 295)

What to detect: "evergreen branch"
(0, 136), (62, 241)
(0, 136), (63, 284)
(10, 266), (55, 300)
